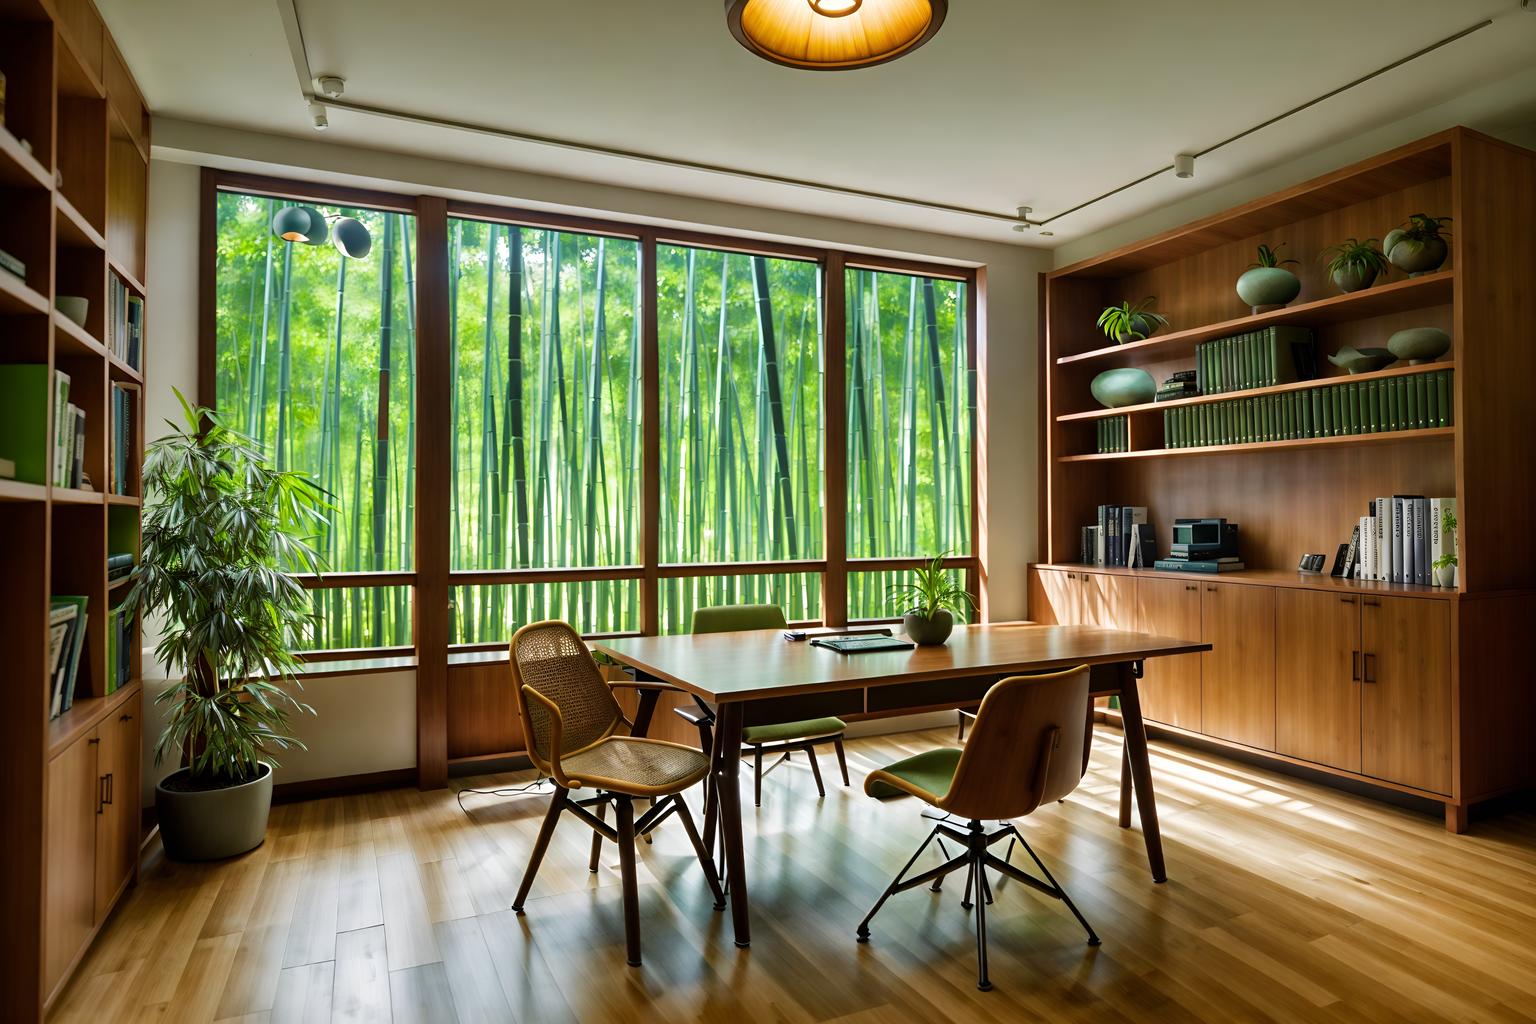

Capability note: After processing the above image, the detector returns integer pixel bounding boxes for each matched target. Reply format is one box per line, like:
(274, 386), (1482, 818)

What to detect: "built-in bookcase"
(0, 0), (149, 1017)
(1035, 127), (1536, 831)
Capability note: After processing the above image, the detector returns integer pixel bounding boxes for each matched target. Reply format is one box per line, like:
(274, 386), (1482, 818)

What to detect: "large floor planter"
(156, 761), (274, 861)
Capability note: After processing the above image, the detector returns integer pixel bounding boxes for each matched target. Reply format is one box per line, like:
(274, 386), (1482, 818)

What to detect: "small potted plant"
(1384, 213), (1451, 276)
(1236, 242), (1301, 313)
(1096, 297), (1169, 345)
(124, 392), (328, 861)
(1433, 505), (1458, 588)
(887, 554), (975, 646)
(1321, 238), (1390, 293)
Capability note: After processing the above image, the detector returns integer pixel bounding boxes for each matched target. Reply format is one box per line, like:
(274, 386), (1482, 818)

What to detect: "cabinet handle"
(1351, 651), (1361, 681)
(1185, 584), (1197, 591)
(1363, 652), (1377, 683)
(97, 775), (107, 814)
(1205, 586), (1216, 592)
(1362, 598), (1380, 608)
(104, 771), (114, 806)
(120, 713), (133, 722)
(1340, 596), (1356, 605)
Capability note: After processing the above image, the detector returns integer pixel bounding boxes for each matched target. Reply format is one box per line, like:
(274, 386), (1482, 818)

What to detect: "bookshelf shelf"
(105, 493), (140, 507)
(50, 487), (105, 505)
(46, 680), (141, 761)
(0, 271), (49, 315)
(53, 310), (110, 359)
(108, 255), (147, 297)
(1056, 271), (1454, 367)
(1058, 360), (1455, 423)
(1058, 426), (1454, 462)
(1032, 563), (1457, 601)
(0, 480), (49, 502)
(0, 127), (52, 189)
(55, 194), (107, 251)
(108, 353), (144, 383)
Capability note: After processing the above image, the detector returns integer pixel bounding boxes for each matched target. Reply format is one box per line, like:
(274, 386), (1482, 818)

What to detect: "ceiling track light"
(1011, 206), (1038, 232)
(1174, 153), (1195, 179)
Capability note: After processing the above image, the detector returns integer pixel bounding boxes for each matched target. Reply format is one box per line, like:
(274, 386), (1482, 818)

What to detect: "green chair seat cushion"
(741, 716), (847, 745)
(865, 747), (963, 803)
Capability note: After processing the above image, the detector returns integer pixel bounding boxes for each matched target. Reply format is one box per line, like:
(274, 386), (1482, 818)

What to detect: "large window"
(209, 177), (978, 653)
(213, 191), (416, 649)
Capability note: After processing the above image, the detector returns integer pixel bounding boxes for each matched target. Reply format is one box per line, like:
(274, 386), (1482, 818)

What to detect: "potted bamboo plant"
(888, 554), (975, 646)
(124, 392), (327, 861)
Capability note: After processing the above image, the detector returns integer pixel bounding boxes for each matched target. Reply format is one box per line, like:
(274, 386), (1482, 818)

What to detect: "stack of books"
(1080, 504), (1155, 567)
(0, 245), (25, 283)
(53, 369), (87, 488)
(1196, 325), (1316, 393)
(105, 605), (133, 694)
(107, 271), (144, 372)
(109, 382), (137, 494)
(49, 596), (88, 718)
(1095, 415), (1128, 454)
(1156, 370), (1199, 402)
(1356, 496), (1455, 586)
(1164, 369), (1453, 448)
(107, 552), (135, 581)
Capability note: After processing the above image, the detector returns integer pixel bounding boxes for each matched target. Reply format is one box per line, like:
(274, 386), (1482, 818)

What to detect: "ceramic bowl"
(55, 295), (89, 327)
(1386, 327), (1450, 365)
(1327, 346), (1395, 374)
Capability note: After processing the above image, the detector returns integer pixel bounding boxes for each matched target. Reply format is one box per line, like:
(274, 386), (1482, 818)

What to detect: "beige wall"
(141, 131), (1050, 789)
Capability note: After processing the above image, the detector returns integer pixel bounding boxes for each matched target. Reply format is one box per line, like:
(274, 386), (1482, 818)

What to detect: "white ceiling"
(99, 0), (1536, 246)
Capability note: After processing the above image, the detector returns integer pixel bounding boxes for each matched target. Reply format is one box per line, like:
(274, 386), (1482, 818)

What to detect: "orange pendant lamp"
(725, 0), (947, 70)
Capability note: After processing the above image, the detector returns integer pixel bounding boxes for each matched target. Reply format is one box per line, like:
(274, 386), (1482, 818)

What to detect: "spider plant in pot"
(1383, 213), (1451, 276)
(1235, 242), (1301, 313)
(887, 554), (975, 646)
(1096, 297), (1169, 345)
(1433, 505), (1459, 589)
(1321, 237), (1391, 294)
(123, 392), (328, 861)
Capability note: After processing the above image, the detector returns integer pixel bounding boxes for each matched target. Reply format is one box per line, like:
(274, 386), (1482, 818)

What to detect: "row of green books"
(1163, 369), (1453, 449)
(1095, 415), (1128, 454)
(1195, 325), (1315, 394)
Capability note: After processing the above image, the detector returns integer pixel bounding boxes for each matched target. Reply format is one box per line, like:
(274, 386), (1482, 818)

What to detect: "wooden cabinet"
(1134, 577), (1203, 730)
(1276, 590), (1362, 772)
(94, 709), (140, 916)
(1033, 568), (1081, 625)
(1363, 597), (1452, 794)
(1200, 581), (1275, 750)
(44, 735), (98, 997)
(1081, 572), (1133, 629)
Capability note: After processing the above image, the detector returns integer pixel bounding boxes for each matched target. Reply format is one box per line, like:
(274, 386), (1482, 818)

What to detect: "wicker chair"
(508, 620), (723, 967)
(857, 665), (1100, 991)
(673, 604), (850, 808)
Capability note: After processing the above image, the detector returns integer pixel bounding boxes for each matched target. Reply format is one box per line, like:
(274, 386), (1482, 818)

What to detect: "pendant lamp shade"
(272, 205), (328, 245)
(332, 216), (372, 259)
(725, 0), (946, 70)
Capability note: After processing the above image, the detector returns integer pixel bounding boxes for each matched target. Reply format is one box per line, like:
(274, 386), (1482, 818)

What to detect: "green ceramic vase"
(1091, 367), (1156, 408)
(1331, 265), (1379, 293)
(1386, 327), (1450, 365)
(1235, 267), (1301, 312)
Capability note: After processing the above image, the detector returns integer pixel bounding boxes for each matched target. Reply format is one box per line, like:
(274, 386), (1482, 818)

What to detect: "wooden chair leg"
(1119, 741), (1133, 829)
(833, 736), (850, 787)
(513, 787), (568, 912)
(589, 798), (607, 872)
(805, 743), (826, 798)
(673, 795), (726, 910)
(615, 797), (642, 967)
(957, 710), (967, 742)
(753, 747), (764, 808)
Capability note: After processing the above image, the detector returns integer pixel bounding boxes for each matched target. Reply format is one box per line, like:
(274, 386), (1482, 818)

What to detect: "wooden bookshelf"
(0, 0), (150, 1018)
(1037, 127), (1536, 834)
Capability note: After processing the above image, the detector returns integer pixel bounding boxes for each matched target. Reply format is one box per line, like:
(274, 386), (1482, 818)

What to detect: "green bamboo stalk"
(752, 256), (798, 559)
(273, 240), (295, 470)
(371, 214), (396, 640)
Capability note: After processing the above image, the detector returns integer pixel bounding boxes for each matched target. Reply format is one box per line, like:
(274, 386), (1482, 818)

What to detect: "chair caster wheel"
(977, 980), (993, 992)
(856, 931), (869, 943)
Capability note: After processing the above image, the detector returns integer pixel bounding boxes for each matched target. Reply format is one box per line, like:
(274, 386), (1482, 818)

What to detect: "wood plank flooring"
(50, 727), (1536, 1023)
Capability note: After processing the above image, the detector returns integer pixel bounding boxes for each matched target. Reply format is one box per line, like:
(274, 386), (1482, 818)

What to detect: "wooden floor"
(50, 726), (1536, 1023)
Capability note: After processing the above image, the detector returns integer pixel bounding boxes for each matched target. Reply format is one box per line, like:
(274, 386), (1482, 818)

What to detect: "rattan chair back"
(510, 620), (624, 776)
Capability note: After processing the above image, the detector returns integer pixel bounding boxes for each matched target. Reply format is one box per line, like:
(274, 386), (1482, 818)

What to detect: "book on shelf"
(1355, 495), (1452, 586)
(0, 364), (52, 485)
(1080, 526), (1100, 565)
(52, 369), (70, 484)
(50, 596), (89, 718)
(110, 382), (138, 494)
(108, 552), (135, 580)
(107, 271), (145, 372)
(1152, 557), (1246, 573)
(105, 605), (132, 694)
(0, 244), (25, 280)
(1430, 497), (1457, 586)
(1128, 521), (1157, 568)
(70, 405), (85, 489)
(1194, 325), (1315, 394)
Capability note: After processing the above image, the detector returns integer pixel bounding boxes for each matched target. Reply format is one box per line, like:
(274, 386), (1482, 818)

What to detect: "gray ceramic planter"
(1331, 265), (1379, 293)
(1387, 327), (1450, 364)
(1385, 235), (1447, 276)
(903, 609), (953, 646)
(156, 762), (273, 862)
(1236, 267), (1301, 313)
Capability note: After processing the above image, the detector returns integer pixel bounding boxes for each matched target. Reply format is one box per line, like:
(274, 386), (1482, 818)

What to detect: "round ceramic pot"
(1327, 346), (1395, 374)
(1090, 367), (1156, 409)
(1435, 564), (1457, 589)
(156, 762), (274, 862)
(1113, 313), (1162, 344)
(1387, 327), (1450, 365)
(903, 609), (953, 646)
(1385, 235), (1446, 276)
(1331, 265), (1379, 293)
(1236, 267), (1301, 312)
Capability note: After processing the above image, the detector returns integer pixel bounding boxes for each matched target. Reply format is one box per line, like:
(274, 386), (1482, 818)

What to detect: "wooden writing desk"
(594, 622), (1210, 948)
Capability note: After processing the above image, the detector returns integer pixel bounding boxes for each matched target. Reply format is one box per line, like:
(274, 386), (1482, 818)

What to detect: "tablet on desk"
(810, 635), (915, 654)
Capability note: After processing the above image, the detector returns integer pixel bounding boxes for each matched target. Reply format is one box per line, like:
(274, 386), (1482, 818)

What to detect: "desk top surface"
(593, 623), (1209, 703)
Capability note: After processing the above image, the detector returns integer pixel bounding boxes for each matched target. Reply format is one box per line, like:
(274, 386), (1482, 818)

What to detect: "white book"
(1403, 500), (1416, 585)
(62, 402), (79, 489)
(1430, 497), (1457, 586)
(1414, 498), (1430, 585)
(1359, 516), (1374, 581)
(1376, 498), (1391, 582)
(1124, 507), (1148, 566)
(52, 369), (70, 486)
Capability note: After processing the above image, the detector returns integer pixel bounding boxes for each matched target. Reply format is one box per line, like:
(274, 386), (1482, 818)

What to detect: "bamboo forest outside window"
(447, 219), (642, 642)
(845, 267), (973, 622)
(657, 244), (824, 633)
(213, 191), (417, 650)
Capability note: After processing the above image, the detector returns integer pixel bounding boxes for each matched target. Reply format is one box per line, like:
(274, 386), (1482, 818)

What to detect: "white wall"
(141, 127), (1052, 789)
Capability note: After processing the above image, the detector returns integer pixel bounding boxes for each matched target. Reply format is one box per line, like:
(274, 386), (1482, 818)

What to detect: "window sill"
(292, 654), (418, 678)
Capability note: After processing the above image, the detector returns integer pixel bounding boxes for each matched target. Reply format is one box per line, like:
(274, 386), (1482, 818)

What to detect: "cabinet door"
(95, 708), (140, 918)
(1081, 572), (1133, 629)
(1135, 577), (1203, 730)
(1200, 582), (1276, 750)
(1275, 590), (1362, 772)
(1363, 597), (1452, 794)
(45, 732), (98, 996)
(1033, 568), (1080, 625)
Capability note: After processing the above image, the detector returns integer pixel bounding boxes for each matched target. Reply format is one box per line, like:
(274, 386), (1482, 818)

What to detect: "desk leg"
(1117, 667), (1167, 883)
(715, 702), (751, 947)
(631, 686), (661, 738)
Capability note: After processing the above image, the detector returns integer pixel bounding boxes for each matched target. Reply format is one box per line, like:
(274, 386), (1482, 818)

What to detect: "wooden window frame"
(200, 170), (985, 787)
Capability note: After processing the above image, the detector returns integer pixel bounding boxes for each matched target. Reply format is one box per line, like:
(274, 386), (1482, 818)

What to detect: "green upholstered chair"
(675, 604), (850, 807)
(508, 620), (724, 968)
(856, 665), (1100, 992)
